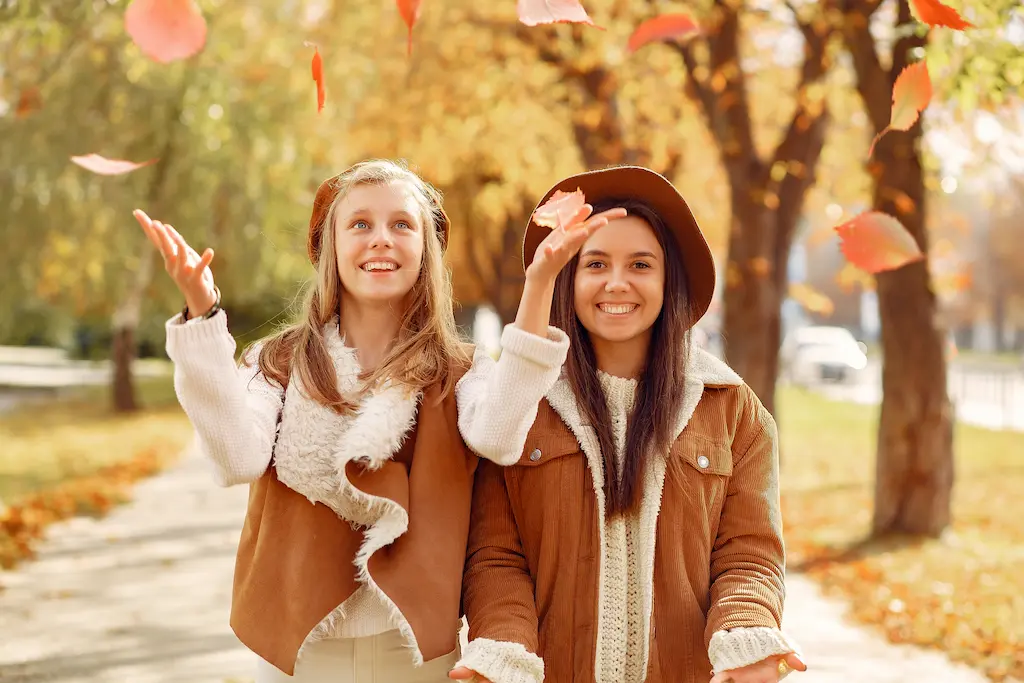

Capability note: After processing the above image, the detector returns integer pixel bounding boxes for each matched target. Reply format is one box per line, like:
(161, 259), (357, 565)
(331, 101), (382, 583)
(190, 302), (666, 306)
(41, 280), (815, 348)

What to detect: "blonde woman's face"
(333, 181), (426, 308)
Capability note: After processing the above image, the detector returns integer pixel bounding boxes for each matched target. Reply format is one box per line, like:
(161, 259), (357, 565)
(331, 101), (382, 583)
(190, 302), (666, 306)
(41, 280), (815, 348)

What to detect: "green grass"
(777, 386), (1024, 681)
(0, 376), (191, 502)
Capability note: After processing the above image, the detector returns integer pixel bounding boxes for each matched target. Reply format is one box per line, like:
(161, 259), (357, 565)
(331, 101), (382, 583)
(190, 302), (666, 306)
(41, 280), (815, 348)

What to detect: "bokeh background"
(1, 0), (1022, 681)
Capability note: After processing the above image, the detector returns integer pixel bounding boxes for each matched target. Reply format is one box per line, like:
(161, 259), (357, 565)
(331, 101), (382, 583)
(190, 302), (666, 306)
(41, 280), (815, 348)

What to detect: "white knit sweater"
(457, 324), (802, 683)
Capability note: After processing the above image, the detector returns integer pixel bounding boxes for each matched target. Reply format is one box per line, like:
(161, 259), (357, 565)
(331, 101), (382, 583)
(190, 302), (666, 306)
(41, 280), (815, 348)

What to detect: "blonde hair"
(249, 159), (468, 412)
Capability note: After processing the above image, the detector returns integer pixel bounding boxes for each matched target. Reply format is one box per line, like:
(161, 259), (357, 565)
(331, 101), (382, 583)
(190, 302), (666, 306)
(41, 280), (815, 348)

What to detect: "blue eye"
(395, 221), (411, 230)
(353, 220), (370, 230)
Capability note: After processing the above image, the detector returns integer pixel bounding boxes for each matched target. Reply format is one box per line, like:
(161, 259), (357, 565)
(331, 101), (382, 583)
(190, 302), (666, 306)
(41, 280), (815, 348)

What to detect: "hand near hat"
(514, 204), (626, 338)
(133, 209), (219, 319)
(525, 204), (626, 284)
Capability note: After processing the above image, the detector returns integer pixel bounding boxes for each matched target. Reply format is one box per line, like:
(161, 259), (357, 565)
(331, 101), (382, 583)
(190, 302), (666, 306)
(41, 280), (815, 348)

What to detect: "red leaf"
(532, 189), (586, 230)
(15, 88), (42, 118)
(517, 0), (601, 28)
(308, 44), (325, 113)
(124, 0), (207, 64)
(868, 61), (932, 157)
(70, 154), (158, 176)
(627, 14), (700, 53)
(909, 0), (974, 30)
(834, 212), (924, 274)
(396, 0), (422, 56)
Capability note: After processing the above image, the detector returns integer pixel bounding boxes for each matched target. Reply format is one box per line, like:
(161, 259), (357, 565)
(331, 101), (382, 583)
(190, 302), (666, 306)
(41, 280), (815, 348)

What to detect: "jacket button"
(697, 455), (710, 469)
(529, 449), (542, 461)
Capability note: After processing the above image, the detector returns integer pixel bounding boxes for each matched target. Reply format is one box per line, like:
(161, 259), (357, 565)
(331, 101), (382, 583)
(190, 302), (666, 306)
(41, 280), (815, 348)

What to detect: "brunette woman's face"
(333, 181), (425, 308)
(573, 215), (665, 345)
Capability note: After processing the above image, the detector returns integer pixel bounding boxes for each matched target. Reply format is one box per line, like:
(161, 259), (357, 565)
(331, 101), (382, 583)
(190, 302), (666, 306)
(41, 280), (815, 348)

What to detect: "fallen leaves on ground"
(0, 446), (178, 570)
(779, 388), (1024, 682)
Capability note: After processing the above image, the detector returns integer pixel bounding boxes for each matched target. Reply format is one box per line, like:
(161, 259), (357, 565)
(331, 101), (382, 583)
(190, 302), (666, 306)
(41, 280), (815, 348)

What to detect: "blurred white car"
(780, 326), (868, 386)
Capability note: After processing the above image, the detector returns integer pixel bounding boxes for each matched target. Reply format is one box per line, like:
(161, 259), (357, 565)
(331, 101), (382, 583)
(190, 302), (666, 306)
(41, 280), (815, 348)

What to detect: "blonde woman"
(134, 160), (518, 682)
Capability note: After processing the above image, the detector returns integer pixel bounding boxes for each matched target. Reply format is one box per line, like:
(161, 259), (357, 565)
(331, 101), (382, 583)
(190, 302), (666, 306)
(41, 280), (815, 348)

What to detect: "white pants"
(254, 630), (459, 683)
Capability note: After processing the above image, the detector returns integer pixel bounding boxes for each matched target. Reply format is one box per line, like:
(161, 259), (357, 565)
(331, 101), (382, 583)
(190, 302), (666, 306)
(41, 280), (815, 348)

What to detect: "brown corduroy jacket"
(230, 379), (476, 675)
(461, 349), (787, 683)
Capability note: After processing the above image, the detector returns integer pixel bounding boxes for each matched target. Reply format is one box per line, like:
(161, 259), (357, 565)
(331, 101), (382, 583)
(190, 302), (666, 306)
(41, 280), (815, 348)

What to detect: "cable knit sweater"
(456, 324), (802, 683)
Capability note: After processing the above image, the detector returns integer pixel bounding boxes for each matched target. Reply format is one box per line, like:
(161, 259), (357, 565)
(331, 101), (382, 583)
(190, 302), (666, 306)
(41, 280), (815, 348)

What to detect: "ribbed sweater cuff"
(500, 324), (569, 368)
(709, 627), (802, 677)
(456, 638), (544, 683)
(165, 308), (233, 358)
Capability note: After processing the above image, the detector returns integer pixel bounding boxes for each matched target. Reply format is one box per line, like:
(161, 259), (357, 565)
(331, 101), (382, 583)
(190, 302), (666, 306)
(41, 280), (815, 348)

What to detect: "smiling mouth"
(360, 261), (399, 272)
(597, 303), (638, 315)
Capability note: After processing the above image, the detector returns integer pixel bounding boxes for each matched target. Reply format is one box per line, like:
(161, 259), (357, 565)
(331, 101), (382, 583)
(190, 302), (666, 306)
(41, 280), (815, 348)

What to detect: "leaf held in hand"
(70, 154), (158, 176)
(517, 0), (601, 28)
(869, 61), (932, 157)
(307, 43), (325, 113)
(125, 0), (207, 64)
(909, 0), (974, 30)
(532, 189), (586, 230)
(834, 212), (924, 274)
(627, 14), (700, 53)
(396, 0), (422, 56)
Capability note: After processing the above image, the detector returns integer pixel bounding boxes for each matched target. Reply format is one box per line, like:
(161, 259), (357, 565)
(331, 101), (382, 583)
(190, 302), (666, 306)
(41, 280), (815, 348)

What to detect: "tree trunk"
(870, 140), (954, 536)
(843, 0), (954, 537)
(111, 323), (137, 412)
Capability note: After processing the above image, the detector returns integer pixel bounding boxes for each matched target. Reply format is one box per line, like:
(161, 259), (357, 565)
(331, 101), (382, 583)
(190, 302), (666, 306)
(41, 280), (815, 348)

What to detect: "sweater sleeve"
(708, 626), (802, 677)
(164, 309), (283, 487)
(455, 324), (569, 466)
(458, 458), (544, 683)
(704, 385), (789, 642)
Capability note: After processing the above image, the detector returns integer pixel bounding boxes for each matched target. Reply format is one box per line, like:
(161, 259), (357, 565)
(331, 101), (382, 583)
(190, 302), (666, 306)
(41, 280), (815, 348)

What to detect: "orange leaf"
(532, 188), (586, 230)
(124, 0), (207, 64)
(868, 62), (932, 157)
(70, 154), (158, 176)
(834, 211), (924, 274)
(909, 0), (974, 30)
(517, 0), (602, 29)
(627, 14), (700, 53)
(396, 0), (422, 56)
(307, 43), (325, 113)
(15, 87), (41, 118)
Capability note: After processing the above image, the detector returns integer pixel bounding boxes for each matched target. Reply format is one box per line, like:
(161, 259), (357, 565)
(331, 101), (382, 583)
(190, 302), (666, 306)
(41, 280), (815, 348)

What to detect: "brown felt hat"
(307, 173), (451, 264)
(523, 166), (717, 325)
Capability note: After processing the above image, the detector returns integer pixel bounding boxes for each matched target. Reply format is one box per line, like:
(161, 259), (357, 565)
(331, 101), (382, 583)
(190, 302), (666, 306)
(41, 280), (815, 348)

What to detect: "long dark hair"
(550, 197), (695, 516)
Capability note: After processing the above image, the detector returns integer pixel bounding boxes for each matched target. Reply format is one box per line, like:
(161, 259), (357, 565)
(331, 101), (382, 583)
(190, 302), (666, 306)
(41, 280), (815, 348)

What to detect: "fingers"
(197, 247), (215, 274)
(447, 666), (475, 680)
(563, 203), (594, 231)
(709, 674), (729, 683)
(783, 653), (807, 672)
(593, 207), (627, 222)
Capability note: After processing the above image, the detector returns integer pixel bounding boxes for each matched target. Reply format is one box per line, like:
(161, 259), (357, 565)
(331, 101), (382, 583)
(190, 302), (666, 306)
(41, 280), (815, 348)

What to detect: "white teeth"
(362, 261), (397, 272)
(599, 304), (636, 315)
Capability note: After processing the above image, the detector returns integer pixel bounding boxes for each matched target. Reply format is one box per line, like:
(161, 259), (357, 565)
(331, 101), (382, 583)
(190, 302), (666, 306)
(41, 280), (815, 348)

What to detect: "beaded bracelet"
(181, 285), (222, 321)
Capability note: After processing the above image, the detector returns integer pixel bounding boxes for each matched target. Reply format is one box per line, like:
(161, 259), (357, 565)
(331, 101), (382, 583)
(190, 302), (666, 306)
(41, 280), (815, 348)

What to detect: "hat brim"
(522, 166), (716, 325)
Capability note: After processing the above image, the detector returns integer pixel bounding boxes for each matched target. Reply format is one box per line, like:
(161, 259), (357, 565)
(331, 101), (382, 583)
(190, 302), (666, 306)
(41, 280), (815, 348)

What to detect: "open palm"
(133, 209), (218, 317)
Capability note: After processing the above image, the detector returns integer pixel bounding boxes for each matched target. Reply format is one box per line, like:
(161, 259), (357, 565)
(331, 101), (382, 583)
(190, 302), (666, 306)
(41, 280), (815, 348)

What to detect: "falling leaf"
(396, 0), (422, 56)
(869, 62), (932, 157)
(834, 211), (924, 274)
(15, 88), (42, 118)
(70, 154), (158, 176)
(909, 0), (974, 30)
(626, 14), (700, 53)
(532, 188), (586, 230)
(124, 0), (207, 64)
(306, 43), (325, 113)
(517, 0), (601, 28)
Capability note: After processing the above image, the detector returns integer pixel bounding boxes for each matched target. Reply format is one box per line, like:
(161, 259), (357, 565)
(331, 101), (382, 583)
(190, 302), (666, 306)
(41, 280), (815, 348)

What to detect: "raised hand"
(133, 209), (218, 318)
(525, 205), (627, 285)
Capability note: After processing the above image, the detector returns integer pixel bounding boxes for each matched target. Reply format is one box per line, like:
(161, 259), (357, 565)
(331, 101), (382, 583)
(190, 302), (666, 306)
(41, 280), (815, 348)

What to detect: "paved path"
(0, 451), (996, 683)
